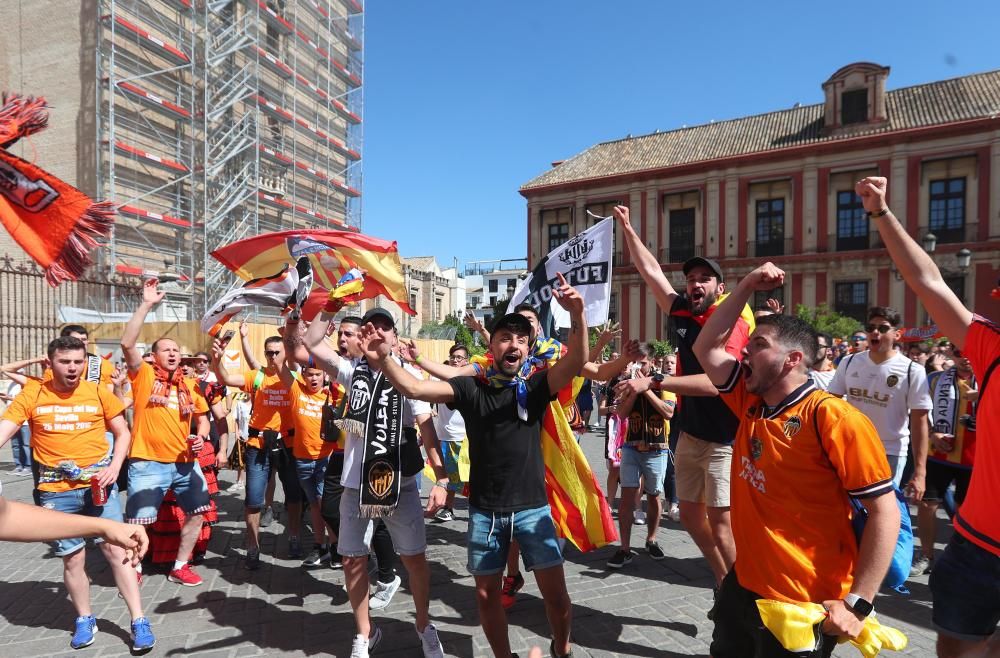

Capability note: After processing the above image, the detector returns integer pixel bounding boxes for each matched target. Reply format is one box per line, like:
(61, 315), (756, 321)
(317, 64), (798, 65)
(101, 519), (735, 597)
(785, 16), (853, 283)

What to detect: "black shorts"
(711, 570), (837, 658)
(930, 533), (1000, 641)
(923, 460), (972, 504)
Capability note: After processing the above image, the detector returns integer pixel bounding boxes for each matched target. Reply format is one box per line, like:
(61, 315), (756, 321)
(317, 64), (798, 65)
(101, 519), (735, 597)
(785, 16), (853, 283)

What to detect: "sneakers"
(500, 571), (525, 610)
(130, 617), (156, 652)
(233, 479), (245, 491)
(910, 554), (933, 577)
(368, 574), (402, 610)
(349, 626), (383, 658)
(329, 544), (343, 570)
(168, 564), (203, 586)
(70, 615), (97, 649)
(550, 639), (574, 658)
(633, 509), (647, 525)
(288, 536), (303, 560)
(302, 544), (328, 567)
(416, 622), (445, 658)
(606, 549), (635, 569)
(645, 540), (666, 561)
(13, 466), (30, 476)
(667, 503), (681, 523)
(432, 507), (455, 523)
(245, 548), (261, 571)
(260, 505), (275, 528)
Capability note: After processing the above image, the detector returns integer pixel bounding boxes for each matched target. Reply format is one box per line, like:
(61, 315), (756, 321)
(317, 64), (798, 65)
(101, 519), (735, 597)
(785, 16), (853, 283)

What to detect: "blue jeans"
(37, 485), (124, 556)
(125, 460), (211, 523)
(245, 446), (303, 510)
(10, 425), (30, 469)
(295, 456), (329, 504)
(620, 445), (669, 495)
(466, 504), (563, 575)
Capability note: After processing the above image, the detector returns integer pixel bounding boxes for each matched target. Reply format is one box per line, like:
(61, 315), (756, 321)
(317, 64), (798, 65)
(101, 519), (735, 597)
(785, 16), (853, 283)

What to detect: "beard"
(746, 359), (784, 396)
(690, 290), (719, 316)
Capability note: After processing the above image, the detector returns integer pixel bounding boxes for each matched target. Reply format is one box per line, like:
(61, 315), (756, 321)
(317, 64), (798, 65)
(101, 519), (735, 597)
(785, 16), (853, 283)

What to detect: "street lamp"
(921, 232), (937, 254)
(957, 248), (972, 271)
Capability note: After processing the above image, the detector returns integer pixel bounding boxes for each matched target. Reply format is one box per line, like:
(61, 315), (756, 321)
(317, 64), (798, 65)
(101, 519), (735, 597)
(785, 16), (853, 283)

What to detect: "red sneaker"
(500, 572), (524, 610)
(168, 564), (203, 587)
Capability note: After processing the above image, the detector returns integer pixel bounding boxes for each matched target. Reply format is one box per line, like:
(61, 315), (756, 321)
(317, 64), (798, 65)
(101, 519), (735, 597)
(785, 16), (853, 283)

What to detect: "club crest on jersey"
(886, 374), (899, 388)
(750, 437), (763, 461)
(782, 416), (802, 437)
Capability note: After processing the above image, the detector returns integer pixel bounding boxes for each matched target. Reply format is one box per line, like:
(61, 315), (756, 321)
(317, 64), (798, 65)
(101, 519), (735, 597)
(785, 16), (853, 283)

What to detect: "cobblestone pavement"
(0, 430), (942, 657)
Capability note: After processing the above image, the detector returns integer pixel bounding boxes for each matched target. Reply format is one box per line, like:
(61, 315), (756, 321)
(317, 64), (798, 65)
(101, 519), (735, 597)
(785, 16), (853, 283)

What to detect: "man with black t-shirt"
(364, 272), (586, 658)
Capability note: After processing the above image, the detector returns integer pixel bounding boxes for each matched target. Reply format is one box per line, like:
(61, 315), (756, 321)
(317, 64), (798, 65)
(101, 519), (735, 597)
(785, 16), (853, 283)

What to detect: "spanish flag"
(211, 230), (415, 319)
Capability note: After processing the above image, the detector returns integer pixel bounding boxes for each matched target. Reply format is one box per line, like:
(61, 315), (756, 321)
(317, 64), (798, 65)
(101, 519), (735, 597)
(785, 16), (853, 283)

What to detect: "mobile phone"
(218, 329), (236, 348)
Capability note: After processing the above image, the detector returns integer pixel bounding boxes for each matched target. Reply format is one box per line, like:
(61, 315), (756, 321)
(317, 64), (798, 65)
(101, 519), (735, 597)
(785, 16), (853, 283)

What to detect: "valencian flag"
(510, 216), (613, 337)
(212, 229), (415, 320)
(0, 93), (114, 286)
(201, 257), (312, 335)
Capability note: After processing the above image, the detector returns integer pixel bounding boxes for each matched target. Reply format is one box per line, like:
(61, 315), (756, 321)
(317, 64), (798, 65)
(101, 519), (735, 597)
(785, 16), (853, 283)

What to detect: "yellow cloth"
(755, 600), (907, 658)
(422, 437), (471, 483)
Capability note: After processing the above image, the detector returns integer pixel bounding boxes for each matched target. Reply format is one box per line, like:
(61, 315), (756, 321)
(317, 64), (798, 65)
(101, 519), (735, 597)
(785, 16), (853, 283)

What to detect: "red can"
(187, 434), (202, 455)
(90, 476), (108, 506)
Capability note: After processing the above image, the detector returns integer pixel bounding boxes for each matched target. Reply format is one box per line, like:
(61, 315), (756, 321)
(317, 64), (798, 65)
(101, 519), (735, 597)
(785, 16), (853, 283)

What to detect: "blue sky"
(360, 1), (1000, 268)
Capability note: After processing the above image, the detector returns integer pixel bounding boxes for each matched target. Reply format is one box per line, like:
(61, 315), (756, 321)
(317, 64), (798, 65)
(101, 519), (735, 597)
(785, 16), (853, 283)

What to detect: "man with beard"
(693, 262), (899, 657)
(828, 306), (932, 494)
(811, 333), (836, 391)
(612, 205), (751, 596)
(361, 272), (586, 658)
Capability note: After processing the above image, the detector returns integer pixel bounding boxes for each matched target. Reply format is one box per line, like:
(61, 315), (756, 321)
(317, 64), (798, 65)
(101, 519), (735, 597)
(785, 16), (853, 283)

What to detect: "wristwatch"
(649, 373), (665, 391)
(844, 593), (874, 618)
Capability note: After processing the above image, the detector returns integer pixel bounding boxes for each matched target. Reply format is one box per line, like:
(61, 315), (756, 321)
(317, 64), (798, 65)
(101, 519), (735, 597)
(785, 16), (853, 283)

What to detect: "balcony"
(747, 238), (793, 258)
(827, 231), (883, 253)
(920, 222), (978, 245)
(659, 244), (704, 264)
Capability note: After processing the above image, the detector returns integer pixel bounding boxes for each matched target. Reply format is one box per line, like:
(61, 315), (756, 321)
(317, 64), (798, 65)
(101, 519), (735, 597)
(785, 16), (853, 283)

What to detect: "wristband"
(414, 354), (423, 364)
(866, 207), (889, 218)
(433, 479), (448, 489)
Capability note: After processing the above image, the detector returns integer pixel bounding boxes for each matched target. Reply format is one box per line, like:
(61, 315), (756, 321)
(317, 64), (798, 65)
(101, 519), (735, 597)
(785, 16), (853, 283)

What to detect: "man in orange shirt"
(121, 279), (212, 587)
(856, 175), (1000, 658)
(0, 336), (156, 652)
(691, 262), (899, 657)
(212, 333), (303, 568)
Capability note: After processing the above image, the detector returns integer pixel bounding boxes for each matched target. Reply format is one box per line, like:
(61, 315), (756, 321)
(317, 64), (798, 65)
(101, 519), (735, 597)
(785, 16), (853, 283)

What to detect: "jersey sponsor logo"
(782, 416), (802, 438)
(886, 374), (899, 388)
(848, 387), (890, 404)
(739, 456), (767, 493)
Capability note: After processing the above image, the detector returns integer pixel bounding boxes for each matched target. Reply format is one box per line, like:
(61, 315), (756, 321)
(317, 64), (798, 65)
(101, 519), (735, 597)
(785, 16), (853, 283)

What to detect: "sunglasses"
(865, 323), (893, 334)
(852, 336), (867, 342)
(264, 350), (281, 357)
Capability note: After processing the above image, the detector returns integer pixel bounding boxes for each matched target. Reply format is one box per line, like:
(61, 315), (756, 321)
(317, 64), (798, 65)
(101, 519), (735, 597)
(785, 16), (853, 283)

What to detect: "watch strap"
(844, 593), (874, 617)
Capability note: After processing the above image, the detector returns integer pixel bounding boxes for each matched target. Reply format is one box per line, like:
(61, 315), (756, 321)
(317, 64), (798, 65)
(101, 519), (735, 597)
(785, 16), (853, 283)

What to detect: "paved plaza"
(0, 431), (942, 657)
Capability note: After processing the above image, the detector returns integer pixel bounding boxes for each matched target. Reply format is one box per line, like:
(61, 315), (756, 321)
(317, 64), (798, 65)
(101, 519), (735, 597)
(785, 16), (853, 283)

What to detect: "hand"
(552, 272), (584, 314)
(854, 176), (888, 214)
(463, 311), (483, 333)
(94, 464), (120, 488)
(906, 471), (926, 502)
(614, 376), (651, 399)
(189, 435), (206, 454)
(612, 205), (632, 230)
(424, 481), (448, 518)
(141, 278), (165, 305)
(215, 451), (229, 470)
(359, 323), (392, 362)
(930, 432), (955, 453)
(211, 338), (225, 362)
(820, 599), (865, 639)
(398, 339), (420, 364)
(239, 318), (250, 338)
(765, 297), (784, 314)
(110, 366), (127, 388)
(621, 339), (641, 361)
(599, 321), (622, 344)
(741, 262), (785, 292)
(100, 522), (149, 567)
(965, 390), (978, 403)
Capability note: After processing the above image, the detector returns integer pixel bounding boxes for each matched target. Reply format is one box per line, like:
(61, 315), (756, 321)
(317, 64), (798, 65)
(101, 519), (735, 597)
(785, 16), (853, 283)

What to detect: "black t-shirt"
(669, 295), (740, 445)
(448, 371), (554, 513)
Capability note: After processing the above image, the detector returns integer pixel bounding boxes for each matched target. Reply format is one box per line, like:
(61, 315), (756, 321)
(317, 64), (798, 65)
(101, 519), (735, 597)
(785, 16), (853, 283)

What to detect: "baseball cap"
(491, 313), (533, 336)
(361, 307), (395, 328)
(682, 256), (724, 282)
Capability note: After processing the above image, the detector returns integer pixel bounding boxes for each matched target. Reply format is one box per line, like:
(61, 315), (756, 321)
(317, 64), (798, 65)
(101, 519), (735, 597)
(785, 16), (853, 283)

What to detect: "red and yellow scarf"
(150, 364), (195, 417)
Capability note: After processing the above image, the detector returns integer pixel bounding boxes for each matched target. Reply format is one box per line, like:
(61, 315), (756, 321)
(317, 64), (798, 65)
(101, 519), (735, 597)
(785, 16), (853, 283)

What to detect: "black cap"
(362, 307), (395, 328)
(491, 313), (533, 336)
(682, 256), (724, 282)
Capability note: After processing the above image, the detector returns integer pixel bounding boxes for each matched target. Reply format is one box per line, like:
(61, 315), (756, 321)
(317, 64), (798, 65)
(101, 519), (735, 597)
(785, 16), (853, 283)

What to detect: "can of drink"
(90, 476), (108, 506)
(187, 434), (202, 455)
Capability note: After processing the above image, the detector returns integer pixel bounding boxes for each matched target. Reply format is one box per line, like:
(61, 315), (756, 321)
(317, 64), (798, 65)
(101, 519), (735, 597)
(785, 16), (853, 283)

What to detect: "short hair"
(340, 315), (363, 327)
(60, 324), (88, 338)
(194, 351), (211, 361)
(151, 337), (178, 353)
(755, 314), (819, 369)
(868, 306), (901, 328)
(47, 336), (87, 360)
(637, 343), (653, 358)
(448, 343), (469, 357)
(512, 303), (538, 319)
(908, 342), (931, 355)
(818, 332), (833, 347)
(264, 335), (282, 348)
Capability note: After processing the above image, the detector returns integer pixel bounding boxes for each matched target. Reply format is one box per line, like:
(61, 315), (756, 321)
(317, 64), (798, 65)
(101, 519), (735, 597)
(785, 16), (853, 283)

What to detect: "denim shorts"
(466, 504), (563, 576)
(338, 476), (426, 558)
(619, 446), (668, 495)
(295, 456), (329, 504)
(245, 445), (304, 510)
(125, 459), (211, 524)
(37, 484), (124, 556)
(930, 533), (1000, 641)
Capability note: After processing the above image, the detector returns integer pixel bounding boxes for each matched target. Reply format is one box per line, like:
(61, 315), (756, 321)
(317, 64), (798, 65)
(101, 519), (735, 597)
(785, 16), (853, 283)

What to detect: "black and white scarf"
(337, 357), (402, 518)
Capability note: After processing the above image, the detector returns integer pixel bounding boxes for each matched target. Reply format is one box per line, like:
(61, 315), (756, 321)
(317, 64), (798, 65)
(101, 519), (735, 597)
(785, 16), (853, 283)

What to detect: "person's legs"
(320, 452), (344, 543)
(617, 488), (637, 551)
(467, 504), (513, 656)
(398, 553), (431, 631)
(172, 462), (213, 567)
(338, 486), (375, 637)
(474, 573), (511, 656)
(534, 565), (572, 656)
(639, 451), (667, 543)
(371, 520), (396, 583)
(506, 541), (521, 578)
(605, 462), (619, 509)
(380, 477), (431, 629)
(100, 541), (145, 619)
(930, 534), (1000, 658)
(704, 441), (736, 577)
(275, 448), (304, 543)
(243, 447), (269, 551)
(63, 548), (92, 616)
(516, 505), (569, 655)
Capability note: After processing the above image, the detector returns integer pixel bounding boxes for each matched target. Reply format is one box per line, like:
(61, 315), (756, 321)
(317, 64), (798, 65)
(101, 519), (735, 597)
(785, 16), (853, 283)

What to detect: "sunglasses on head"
(264, 350), (281, 357)
(865, 323), (893, 334)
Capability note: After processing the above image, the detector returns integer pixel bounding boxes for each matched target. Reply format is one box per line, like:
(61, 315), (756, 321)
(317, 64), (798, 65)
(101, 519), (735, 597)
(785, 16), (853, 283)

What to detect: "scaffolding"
(97, 0), (364, 317)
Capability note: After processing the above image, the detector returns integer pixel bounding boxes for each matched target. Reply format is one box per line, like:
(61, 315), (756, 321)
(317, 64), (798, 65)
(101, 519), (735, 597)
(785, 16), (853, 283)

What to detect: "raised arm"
(282, 315), (315, 369)
(546, 273), (587, 394)
(464, 311), (490, 345)
(693, 263), (784, 385)
(361, 329), (455, 403)
(588, 321), (620, 363)
(211, 338), (247, 388)
(1, 355), (46, 386)
(122, 278), (163, 372)
(302, 312), (344, 376)
(858, 177), (973, 349)
(398, 339), (476, 379)
(239, 319), (261, 371)
(583, 338), (638, 381)
(614, 205), (678, 313)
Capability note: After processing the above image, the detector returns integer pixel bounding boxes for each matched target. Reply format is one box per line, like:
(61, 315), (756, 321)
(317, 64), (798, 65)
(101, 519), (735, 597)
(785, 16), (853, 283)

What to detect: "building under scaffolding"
(96, 0), (364, 317)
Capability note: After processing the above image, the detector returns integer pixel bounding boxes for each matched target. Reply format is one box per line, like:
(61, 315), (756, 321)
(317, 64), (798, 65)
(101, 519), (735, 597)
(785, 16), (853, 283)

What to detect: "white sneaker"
(416, 622), (445, 658)
(349, 627), (382, 658)
(368, 574), (401, 610)
(634, 509), (647, 525)
(668, 503), (680, 523)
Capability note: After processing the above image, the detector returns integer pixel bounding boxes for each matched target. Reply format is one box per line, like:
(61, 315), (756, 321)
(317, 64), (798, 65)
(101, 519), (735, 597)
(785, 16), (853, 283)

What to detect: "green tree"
(418, 313), (486, 356)
(794, 303), (862, 340)
(646, 339), (674, 357)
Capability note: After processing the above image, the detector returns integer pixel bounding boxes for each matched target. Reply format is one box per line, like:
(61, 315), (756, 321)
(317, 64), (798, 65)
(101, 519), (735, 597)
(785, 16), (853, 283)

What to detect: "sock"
(173, 560), (187, 571)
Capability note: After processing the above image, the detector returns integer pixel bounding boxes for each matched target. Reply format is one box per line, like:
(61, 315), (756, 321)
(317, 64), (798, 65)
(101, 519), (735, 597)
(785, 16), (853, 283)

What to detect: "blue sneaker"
(130, 617), (156, 652)
(70, 615), (96, 649)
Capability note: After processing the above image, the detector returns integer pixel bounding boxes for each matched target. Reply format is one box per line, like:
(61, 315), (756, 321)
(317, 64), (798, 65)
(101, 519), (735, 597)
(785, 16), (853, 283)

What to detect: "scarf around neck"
(149, 364), (194, 417)
(473, 336), (560, 421)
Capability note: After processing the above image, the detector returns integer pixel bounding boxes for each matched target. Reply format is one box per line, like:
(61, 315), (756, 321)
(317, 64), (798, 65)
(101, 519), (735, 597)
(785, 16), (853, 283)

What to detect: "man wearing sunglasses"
(810, 333), (836, 391)
(829, 307), (932, 496)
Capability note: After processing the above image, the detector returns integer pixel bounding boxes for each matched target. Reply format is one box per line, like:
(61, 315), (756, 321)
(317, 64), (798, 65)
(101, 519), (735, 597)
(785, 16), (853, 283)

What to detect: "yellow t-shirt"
(289, 380), (336, 460)
(242, 368), (292, 448)
(662, 390), (677, 437)
(2, 380), (125, 492)
(128, 362), (209, 463)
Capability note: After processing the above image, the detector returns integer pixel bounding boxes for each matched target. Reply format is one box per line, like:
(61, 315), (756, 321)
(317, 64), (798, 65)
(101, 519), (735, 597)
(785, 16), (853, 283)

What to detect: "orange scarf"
(150, 364), (195, 417)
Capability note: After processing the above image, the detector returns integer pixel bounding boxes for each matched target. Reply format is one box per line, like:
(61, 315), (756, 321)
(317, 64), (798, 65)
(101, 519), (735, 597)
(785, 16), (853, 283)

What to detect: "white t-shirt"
(810, 369), (835, 391)
(828, 350), (932, 457)
(433, 402), (466, 443)
(337, 357), (432, 489)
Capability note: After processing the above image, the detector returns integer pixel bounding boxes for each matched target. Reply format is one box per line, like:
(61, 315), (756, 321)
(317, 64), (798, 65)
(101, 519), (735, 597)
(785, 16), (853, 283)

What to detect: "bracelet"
(866, 207), (890, 218)
(414, 354), (423, 364)
(433, 479), (448, 489)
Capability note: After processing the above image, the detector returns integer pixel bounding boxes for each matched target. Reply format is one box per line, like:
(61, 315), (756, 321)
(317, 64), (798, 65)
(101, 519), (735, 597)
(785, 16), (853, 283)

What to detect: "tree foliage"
(646, 339), (675, 357)
(421, 313), (486, 356)
(794, 303), (862, 339)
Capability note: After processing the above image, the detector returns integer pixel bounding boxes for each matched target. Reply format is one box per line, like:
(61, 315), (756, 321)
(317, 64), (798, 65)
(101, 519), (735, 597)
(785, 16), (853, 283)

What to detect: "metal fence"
(0, 257), (142, 365)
